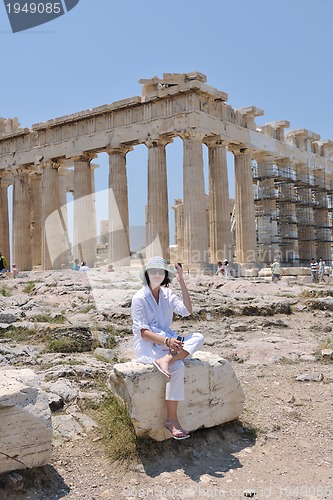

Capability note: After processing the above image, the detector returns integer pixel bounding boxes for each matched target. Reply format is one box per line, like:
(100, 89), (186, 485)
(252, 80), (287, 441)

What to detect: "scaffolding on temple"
(252, 160), (333, 266)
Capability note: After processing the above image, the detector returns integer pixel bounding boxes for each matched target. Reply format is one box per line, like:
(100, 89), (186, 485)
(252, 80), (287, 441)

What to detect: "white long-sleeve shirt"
(131, 285), (190, 363)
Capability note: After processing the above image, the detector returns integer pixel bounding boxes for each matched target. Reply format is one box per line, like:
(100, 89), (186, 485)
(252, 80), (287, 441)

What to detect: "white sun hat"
(139, 256), (175, 282)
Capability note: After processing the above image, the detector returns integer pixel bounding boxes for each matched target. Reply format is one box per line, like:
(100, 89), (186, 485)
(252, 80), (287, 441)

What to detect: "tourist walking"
(131, 256), (204, 440)
(270, 258), (281, 282)
(12, 264), (18, 278)
(318, 258), (326, 283)
(222, 259), (231, 279)
(310, 258), (319, 283)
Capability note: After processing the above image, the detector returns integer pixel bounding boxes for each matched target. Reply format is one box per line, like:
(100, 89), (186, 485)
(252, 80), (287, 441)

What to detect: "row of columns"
(1, 133), (260, 271)
(1, 157), (97, 271)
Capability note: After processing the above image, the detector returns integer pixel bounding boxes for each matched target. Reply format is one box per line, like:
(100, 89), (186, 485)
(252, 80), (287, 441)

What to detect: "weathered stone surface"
(296, 372), (324, 382)
(109, 351), (244, 441)
(321, 349), (333, 359)
(94, 347), (117, 362)
(0, 368), (53, 474)
(49, 326), (93, 352)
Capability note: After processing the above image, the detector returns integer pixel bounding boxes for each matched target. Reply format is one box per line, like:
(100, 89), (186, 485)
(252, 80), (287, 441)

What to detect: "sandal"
(153, 360), (171, 379)
(165, 420), (190, 440)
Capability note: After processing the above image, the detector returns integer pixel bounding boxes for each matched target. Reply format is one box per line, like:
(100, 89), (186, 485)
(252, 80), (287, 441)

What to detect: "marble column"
(276, 159), (299, 265)
(12, 167), (32, 271)
(180, 131), (209, 266)
(58, 166), (72, 267)
(0, 173), (11, 269)
(145, 137), (171, 260)
(90, 163), (98, 262)
(28, 171), (42, 269)
(295, 164), (316, 265)
(172, 198), (184, 263)
(41, 161), (61, 270)
(254, 153), (279, 263)
(232, 147), (257, 265)
(107, 146), (131, 266)
(205, 138), (232, 263)
(73, 154), (97, 267)
(320, 141), (333, 262)
(313, 169), (331, 261)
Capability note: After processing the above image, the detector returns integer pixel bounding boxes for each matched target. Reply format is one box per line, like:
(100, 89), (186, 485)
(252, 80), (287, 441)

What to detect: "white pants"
(156, 332), (204, 401)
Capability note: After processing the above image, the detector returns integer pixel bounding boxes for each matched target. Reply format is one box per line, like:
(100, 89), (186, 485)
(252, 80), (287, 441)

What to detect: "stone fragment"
(42, 379), (78, 402)
(321, 349), (333, 359)
(94, 347), (117, 362)
(296, 372), (324, 382)
(47, 392), (65, 412)
(231, 323), (248, 332)
(0, 312), (17, 324)
(0, 368), (52, 474)
(109, 351), (244, 441)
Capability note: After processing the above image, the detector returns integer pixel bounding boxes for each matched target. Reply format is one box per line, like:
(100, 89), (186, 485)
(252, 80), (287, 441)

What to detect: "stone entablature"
(1, 74), (332, 171)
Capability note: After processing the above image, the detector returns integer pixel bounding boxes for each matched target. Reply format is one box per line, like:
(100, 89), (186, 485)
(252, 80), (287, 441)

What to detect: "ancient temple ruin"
(1, 72), (333, 271)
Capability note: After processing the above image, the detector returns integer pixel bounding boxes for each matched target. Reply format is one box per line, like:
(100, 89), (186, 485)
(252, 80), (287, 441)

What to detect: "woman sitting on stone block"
(131, 256), (204, 440)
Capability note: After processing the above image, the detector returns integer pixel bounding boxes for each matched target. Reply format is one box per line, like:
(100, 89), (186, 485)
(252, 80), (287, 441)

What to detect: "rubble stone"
(0, 368), (52, 474)
(109, 351), (244, 441)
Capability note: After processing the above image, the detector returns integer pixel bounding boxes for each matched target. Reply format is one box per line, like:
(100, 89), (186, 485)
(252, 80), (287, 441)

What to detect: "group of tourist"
(310, 257), (326, 283)
(271, 257), (328, 284)
(215, 259), (231, 278)
(0, 252), (19, 278)
(71, 259), (90, 272)
(72, 260), (115, 272)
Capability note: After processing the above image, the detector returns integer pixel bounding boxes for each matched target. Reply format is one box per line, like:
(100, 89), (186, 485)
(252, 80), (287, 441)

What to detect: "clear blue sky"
(1, 0), (333, 247)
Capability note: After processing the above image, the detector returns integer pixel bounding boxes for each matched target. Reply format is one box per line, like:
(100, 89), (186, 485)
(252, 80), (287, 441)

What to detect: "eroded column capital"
(0, 170), (14, 186)
(28, 170), (42, 181)
(204, 136), (228, 148)
(72, 152), (97, 163)
(106, 145), (133, 156)
(176, 129), (206, 142)
(145, 135), (173, 149)
(252, 151), (275, 163)
(40, 159), (59, 171)
(11, 164), (34, 176)
(228, 144), (254, 156)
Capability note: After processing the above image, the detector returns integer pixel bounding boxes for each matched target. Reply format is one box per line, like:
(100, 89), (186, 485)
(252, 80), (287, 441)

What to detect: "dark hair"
(144, 270), (171, 288)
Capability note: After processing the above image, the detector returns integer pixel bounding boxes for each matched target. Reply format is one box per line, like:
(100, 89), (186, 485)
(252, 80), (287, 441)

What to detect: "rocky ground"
(0, 268), (332, 499)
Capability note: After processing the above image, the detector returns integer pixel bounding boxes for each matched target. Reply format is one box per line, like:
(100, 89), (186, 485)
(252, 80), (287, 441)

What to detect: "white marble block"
(0, 369), (53, 474)
(109, 351), (245, 441)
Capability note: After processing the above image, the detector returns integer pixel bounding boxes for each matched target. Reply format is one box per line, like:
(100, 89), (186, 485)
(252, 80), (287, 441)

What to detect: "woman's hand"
(174, 262), (192, 313)
(168, 337), (184, 353)
(175, 263), (184, 283)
